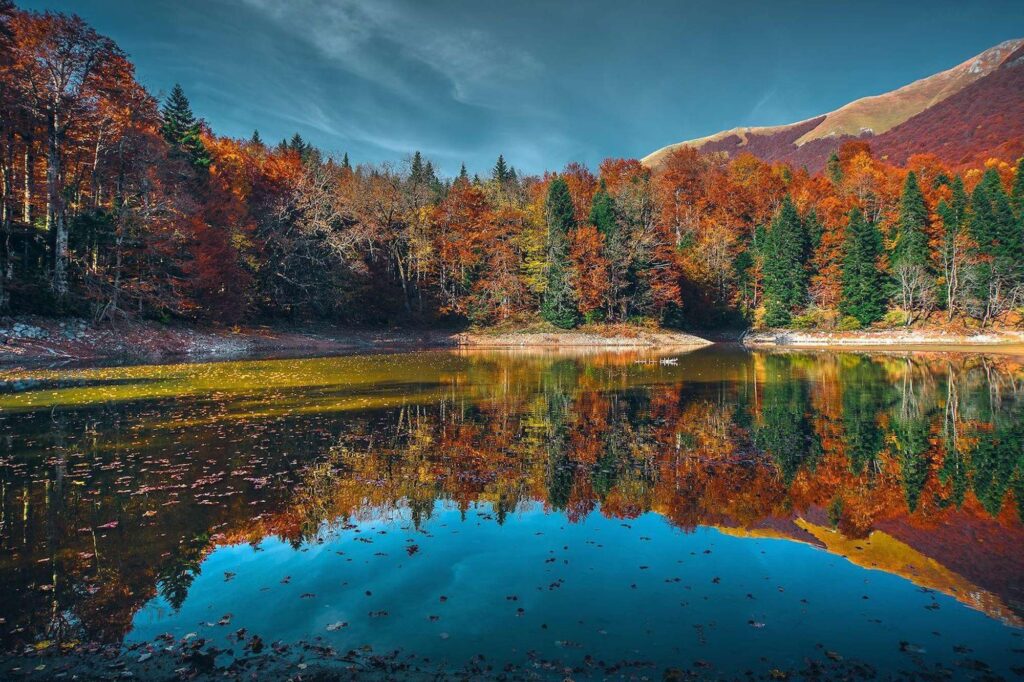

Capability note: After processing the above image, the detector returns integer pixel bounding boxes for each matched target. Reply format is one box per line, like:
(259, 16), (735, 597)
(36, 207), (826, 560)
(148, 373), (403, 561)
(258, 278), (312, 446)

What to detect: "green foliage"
(541, 177), (580, 328)
(589, 182), (617, 238)
(841, 357), (887, 475)
(761, 195), (808, 325)
(160, 84), (211, 170)
(826, 152), (842, 186)
(892, 171), (930, 269)
(967, 169), (1024, 320)
(754, 355), (821, 483)
(1012, 156), (1024, 217)
(790, 308), (831, 330)
(840, 208), (886, 326)
(492, 154), (511, 184)
(836, 315), (862, 331)
(880, 309), (910, 327)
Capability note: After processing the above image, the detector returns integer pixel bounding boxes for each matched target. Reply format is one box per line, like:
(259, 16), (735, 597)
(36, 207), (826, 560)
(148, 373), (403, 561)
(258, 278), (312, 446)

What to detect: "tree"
(891, 171), (933, 320)
(492, 154), (510, 184)
(761, 195), (807, 327)
(826, 152), (842, 186)
(541, 177), (579, 328)
(1011, 156), (1024, 217)
(11, 11), (123, 298)
(967, 169), (1023, 325)
(160, 84), (211, 170)
(840, 207), (886, 326)
(938, 176), (969, 320)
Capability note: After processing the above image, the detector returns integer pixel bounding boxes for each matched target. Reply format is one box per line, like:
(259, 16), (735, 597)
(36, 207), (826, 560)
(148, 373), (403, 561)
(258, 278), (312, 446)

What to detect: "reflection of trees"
(1, 350), (1024, 651)
(754, 355), (821, 483)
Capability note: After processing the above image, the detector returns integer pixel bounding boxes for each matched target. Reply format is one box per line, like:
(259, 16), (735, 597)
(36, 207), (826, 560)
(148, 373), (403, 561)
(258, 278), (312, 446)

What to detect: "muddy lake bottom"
(1, 347), (1022, 679)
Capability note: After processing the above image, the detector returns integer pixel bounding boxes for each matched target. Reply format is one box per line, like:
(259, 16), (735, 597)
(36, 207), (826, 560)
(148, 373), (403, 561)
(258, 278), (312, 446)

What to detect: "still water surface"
(1, 347), (1022, 678)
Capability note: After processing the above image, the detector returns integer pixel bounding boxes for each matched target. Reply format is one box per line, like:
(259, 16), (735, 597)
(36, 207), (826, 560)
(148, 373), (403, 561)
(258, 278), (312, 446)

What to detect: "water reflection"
(1, 348), (1022, 675)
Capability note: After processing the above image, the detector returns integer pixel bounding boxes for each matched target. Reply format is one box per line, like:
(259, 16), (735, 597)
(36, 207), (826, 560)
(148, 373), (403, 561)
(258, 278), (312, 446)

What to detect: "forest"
(1, 3), (1024, 331)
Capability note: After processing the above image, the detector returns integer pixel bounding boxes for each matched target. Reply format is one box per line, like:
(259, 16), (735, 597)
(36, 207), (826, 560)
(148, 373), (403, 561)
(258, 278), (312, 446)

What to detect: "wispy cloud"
(241, 0), (542, 108)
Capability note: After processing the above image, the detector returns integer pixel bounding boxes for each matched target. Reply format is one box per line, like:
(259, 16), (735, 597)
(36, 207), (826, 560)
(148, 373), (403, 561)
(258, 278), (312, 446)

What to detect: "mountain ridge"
(643, 38), (1024, 170)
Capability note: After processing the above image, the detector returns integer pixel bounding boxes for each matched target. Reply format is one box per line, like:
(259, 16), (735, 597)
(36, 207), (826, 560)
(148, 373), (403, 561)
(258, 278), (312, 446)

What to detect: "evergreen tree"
(341, 152), (351, 171)
(589, 181), (616, 237)
(541, 177), (580, 328)
(457, 163), (469, 183)
(892, 172), (929, 269)
(1012, 156), (1024, 217)
(160, 84), (211, 170)
(410, 151), (425, 184)
(803, 208), (823, 260)
(826, 152), (842, 186)
(968, 169), (1024, 322)
(937, 175), (968, 316)
(762, 195), (807, 327)
(286, 133), (319, 164)
(492, 154), (510, 184)
(250, 129), (263, 146)
(840, 207), (886, 326)
(891, 171), (933, 316)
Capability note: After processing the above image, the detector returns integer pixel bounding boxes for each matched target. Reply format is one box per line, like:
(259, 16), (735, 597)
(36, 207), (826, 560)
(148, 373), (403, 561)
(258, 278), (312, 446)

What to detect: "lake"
(1, 346), (1022, 679)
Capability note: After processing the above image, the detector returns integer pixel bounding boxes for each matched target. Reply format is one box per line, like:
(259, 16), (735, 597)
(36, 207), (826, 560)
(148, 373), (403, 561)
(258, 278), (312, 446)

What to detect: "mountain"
(643, 38), (1024, 171)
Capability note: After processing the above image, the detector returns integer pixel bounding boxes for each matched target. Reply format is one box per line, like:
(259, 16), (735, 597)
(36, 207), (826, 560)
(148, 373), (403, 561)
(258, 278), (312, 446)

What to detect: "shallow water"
(1, 347), (1022, 678)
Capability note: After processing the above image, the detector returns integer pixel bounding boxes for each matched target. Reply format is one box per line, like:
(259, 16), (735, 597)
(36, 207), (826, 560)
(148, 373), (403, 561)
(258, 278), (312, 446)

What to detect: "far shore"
(4, 316), (1024, 366)
(743, 328), (1024, 354)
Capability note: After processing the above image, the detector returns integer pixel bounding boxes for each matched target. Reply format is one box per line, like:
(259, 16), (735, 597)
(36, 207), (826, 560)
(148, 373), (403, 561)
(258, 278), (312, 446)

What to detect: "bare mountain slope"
(643, 38), (1024, 171)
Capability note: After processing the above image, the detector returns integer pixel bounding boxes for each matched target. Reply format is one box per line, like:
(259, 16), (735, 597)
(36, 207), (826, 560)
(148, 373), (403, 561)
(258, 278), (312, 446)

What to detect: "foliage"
(840, 208), (886, 326)
(0, 3), (1022, 331)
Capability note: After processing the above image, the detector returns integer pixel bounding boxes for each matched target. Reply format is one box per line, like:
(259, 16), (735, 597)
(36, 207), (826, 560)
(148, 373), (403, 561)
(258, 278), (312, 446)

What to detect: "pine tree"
(938, 175), (968, 318)
(803, 208), (823, 259)
(840, 207), (886, 326)
(891, 171), (933, 316)
(250, 129), (263, 146)
(762, 195), (807, 327)
(160, 84), (211, 170)
(541, 177), (580, 328)
(827, 152), (842, 186)
(1012, 156), (1024, 217)
(492, 154), (510, 184)
(457, 163), (469, 183)
(410, 151), (425, 184)
(589, 181), (616, 237)
(892, 172), (929, 269)
(968, 169), (1024, 323)
(341, 152), (351, 171)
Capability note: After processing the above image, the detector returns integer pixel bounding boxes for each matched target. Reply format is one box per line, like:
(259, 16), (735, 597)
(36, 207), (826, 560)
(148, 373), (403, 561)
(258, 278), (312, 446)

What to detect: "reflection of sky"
(18, 0), (1024, 175)
(131, 502), (1021, 676)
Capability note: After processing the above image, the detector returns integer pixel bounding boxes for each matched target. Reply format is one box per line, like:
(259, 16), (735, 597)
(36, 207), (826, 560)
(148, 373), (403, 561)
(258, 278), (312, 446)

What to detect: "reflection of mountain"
(0, 350), (1022, 652)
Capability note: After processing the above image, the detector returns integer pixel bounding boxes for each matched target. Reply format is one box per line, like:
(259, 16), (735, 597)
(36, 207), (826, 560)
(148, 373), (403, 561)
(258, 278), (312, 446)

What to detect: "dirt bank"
(454, 328), (713, 349)
(744, 328), (1024, 353)
(0, 317), (713, 365)
(0, 316), (460, 366)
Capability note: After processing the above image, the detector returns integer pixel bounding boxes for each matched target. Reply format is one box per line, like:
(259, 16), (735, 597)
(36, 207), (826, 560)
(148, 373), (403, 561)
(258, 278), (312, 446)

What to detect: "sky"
(21, 0), (1024, 177)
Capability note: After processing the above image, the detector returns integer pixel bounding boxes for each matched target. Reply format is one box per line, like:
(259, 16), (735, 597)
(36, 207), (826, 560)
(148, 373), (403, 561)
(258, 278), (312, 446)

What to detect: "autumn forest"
(0, 3), (1022, 333)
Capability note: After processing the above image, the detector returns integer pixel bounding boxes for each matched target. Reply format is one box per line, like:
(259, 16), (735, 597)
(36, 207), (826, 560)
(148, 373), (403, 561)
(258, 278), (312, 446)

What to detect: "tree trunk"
(47, 113), (68, 298)
(22, 137), (31, 225)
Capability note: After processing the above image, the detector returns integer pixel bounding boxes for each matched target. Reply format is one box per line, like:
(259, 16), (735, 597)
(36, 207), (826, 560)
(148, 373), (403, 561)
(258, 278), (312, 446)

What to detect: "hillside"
(643, 38), (1024, 171)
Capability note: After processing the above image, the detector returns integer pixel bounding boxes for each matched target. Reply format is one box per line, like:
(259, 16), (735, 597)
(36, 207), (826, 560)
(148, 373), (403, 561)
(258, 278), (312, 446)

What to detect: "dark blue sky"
(24, 1), (1024, 176)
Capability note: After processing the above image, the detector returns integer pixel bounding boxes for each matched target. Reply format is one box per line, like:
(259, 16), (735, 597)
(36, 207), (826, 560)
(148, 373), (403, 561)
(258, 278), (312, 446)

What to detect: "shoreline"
(4, 316), (1024, 365)
(0, 317), (713, 366)
(742, 329), (1024, 353)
